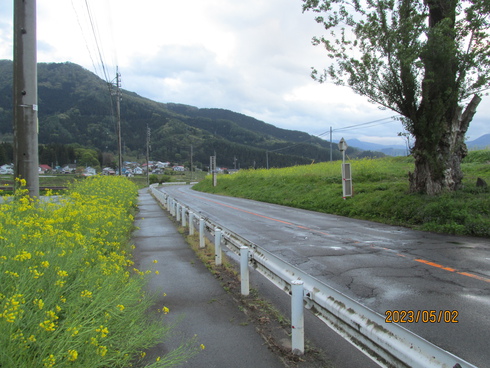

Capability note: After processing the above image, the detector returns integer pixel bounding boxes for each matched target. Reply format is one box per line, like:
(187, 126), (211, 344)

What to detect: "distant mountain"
(1, 60), (363, 168)
(467, 134), (490, 149)
(347, 139), (408, 156)
(349, 135), (490, 156)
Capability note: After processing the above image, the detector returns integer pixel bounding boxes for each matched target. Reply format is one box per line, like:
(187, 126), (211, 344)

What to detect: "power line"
(268, 116), (399, 154)
(334, 116), (398, 132)
(83, 0), (110, 82)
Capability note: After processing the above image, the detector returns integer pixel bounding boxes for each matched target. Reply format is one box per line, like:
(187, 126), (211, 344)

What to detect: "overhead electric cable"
(83, 0), (110, 82)
(269, 116), (399, 154)
(333, 116), (397, 132)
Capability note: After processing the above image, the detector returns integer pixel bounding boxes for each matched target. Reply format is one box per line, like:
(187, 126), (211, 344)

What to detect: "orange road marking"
(177, 190), (490, 284)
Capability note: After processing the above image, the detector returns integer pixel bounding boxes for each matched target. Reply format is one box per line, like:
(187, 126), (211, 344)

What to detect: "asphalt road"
(159, 185), (490, 368)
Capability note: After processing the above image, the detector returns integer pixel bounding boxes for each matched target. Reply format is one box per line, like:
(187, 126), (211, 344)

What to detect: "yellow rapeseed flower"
(57, 270), (68, 277)
(97, 345), (108, 357)
(13, 250), (32, 261)
(67, 349), (78, 362)
(96, 325), (109, 338)
(80, 290), (93, 298)
(2, 294), (25, 323)
(33, 298), (44, 310)
(39, 320), (56, 332)
(42, 354), (56, 368)
(5, 270), (19, 278)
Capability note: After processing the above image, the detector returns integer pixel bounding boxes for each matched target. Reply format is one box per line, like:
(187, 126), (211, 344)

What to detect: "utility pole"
(330, 126), (333, 162)
(114, 67), (123, 175)
(190, 143), (193, 181)
(146, 125), (150, 186)
(13, 0), (39, 198)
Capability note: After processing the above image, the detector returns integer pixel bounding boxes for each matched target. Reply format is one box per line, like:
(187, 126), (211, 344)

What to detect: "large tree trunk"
(408, 0), (480, 195)
(409, 94), (481, 194)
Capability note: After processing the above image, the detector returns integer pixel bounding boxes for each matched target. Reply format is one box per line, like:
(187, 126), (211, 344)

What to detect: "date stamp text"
(385, 310), (459, 323)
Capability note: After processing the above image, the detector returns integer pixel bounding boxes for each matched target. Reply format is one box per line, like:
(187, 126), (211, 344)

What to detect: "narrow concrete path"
(131, 189), (286, 368)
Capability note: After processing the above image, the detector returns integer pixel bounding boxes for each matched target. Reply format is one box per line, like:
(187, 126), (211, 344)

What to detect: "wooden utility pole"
(329, 126), (333, 162)
(146, 125), (150, 186)
(13, 0), (39, 197)
(115, 68), (123, 175)
(190, 143), (193, 181)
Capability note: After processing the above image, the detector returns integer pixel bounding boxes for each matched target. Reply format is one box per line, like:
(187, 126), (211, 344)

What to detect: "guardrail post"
(176, 203), (181, 222)
(189, 212), (195, 235)
(214, 228), (222, 266)
(291, 280), (305, 355)
(240, 246), (249, 296)
(199, 218), (205, 248)
(181, 206), (186, 227)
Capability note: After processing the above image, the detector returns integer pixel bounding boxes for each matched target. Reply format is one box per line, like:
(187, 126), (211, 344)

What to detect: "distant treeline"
(0, 143), (76, 167)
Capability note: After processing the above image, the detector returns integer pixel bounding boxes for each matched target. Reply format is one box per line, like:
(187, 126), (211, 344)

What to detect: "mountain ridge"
(0, 60), (488, 168)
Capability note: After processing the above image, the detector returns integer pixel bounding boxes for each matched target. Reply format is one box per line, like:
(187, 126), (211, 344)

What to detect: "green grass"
(193, 151), (490, 237)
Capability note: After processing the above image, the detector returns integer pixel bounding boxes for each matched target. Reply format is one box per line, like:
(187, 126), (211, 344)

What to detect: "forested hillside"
(0, 60), (357, 168)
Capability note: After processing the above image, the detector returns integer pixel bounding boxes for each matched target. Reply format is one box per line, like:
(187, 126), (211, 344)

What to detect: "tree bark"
(409, 94), (481, 194)
(407, 0), (480, 195)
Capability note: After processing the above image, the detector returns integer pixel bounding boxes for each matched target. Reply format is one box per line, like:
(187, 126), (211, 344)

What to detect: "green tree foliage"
(38, 143), (76, 166)
(0, 143), (7, 165)
(74, 147), (101, 168)
(302, 0), (490, 194)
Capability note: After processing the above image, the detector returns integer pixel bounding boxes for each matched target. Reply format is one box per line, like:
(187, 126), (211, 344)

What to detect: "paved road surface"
(160, 185), (490, 368)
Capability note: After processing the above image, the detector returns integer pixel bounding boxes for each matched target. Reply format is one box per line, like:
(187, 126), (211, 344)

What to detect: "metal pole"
(291, 280), (305, 355)
(240, 246), (249, 296)
(199, 218), (205, 248)
(214, 228), (222, 266)
(13, 0), (39, 198)
(181, 206), (186, 227)
(189, 212), (194, 235)
(266, 151), (269, 169)
(330, 126), (333, 162)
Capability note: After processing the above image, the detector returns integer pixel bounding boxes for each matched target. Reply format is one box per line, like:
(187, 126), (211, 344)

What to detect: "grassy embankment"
(0, 176), (198, 367)
(193, 150), (490, 237)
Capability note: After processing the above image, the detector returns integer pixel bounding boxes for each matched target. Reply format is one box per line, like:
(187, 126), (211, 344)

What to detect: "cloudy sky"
(1, 0), (488, 146)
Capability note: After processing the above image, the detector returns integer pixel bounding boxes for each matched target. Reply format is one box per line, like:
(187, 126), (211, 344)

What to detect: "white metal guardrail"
(149, 184), (477, 368)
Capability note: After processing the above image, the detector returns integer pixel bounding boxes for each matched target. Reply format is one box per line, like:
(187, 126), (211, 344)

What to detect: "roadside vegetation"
(193, 150), (490, 237)
(0, 176), (198, 367)
(0, 169), (207, 194)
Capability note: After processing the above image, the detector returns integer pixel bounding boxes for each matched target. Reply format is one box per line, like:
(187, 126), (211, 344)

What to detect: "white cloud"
(0, 0), (488, 145)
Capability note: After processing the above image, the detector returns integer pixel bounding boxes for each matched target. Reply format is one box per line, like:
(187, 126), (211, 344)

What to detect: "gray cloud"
(0, 0), (488, 144)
